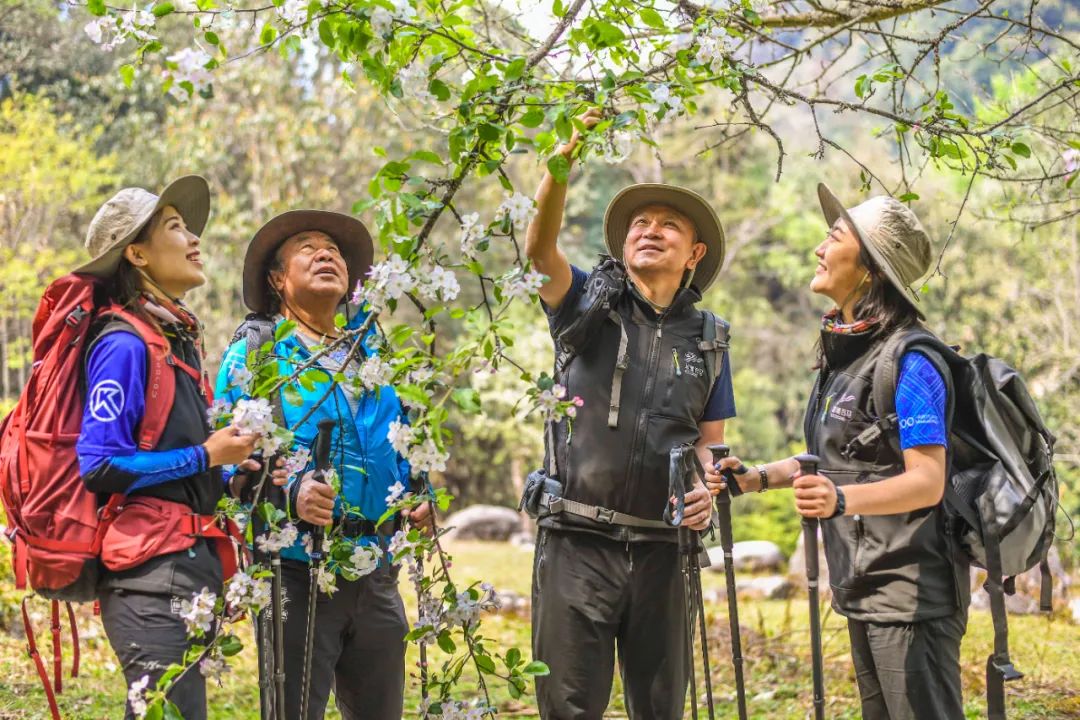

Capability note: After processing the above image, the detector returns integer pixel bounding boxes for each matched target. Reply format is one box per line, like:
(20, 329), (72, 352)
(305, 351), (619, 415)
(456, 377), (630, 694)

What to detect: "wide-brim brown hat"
(603, 183), (725, 292)
(817, 183), (932, 319)
(243, 210), (374, 314)
(76, 175), (211, 277)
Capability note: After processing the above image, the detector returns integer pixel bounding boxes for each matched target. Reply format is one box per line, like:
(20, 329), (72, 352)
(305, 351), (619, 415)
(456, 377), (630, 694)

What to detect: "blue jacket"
(216, 310), (411, 564)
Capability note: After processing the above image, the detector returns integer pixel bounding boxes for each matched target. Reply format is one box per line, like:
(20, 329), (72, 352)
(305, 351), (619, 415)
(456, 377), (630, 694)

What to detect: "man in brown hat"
(523, 113), (736, 718)
(216, 210), (430, 720)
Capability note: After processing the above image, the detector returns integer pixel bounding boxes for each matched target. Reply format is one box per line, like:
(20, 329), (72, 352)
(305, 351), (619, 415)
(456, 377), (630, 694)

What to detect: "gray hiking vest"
(804, 328), (965, 622)
(539, 257), (729, 543)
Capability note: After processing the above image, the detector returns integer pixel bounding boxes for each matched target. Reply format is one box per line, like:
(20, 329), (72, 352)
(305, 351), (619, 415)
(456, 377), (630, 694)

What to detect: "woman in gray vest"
(713, 184), (969, 720)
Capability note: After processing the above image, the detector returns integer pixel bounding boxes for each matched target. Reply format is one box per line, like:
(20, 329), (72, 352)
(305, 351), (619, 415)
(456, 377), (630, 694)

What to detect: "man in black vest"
(524, 111), (736, 718)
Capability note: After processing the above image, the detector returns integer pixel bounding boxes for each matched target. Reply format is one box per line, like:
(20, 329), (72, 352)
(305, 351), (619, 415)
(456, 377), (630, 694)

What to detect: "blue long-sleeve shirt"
(77, 330), (208, 494)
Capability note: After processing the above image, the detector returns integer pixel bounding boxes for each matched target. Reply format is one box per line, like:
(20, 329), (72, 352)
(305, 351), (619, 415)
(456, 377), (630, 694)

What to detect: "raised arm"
(525, 109), (600, 310)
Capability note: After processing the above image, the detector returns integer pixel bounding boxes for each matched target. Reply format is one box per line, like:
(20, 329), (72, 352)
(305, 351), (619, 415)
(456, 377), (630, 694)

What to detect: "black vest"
(804, 328), (964, 622)
(541, 266), (717, 542)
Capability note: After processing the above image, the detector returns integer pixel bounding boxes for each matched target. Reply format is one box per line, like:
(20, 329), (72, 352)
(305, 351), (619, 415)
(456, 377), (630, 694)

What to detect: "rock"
(970, 545), (1071, 615)
(509, 531), (536, 549)
(736, 575), (794, 600)
(788, 526), (831, 600)
(493, 589), (530, 615)
(705, 542), (785, 572)
(442, 505), (523, 541)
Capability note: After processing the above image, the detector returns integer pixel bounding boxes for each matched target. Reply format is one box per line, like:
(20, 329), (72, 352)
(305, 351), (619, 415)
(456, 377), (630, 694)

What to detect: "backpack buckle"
(593, 506), (615, 524)
(65, 307), (87, 327)
(991, 656), (1024, 682)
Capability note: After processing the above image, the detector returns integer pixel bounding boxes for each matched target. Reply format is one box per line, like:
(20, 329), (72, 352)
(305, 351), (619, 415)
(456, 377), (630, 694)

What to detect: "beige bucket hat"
(243, 210), (374, 315)
(76, 175), (211, 277)
(817, 183), (932, 318)
(603, 183), (726, 292)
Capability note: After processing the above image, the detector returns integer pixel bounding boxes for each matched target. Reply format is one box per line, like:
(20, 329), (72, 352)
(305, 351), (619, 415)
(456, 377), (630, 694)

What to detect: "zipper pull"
(672, 349), (682, 377)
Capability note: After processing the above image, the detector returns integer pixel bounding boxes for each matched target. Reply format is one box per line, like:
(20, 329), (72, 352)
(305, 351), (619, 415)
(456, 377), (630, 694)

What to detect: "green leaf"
(451, 388), (482, 414)
(854, 74), (870, 99)
(334, 312), (347, 328)
(519, 108), (545, 128)
(144, 705), (165, 720)
(275, 319), (297, 341)
(1010, 141), (1031, 158)
(204, 31), (220, 45)
(153, 3), (175, 17)
(477, 123), (501, 142)
(523, 660), (551, 676)
(502, 57), (527, 82)
(260, 24), (278, 46)
(554, 112), (571, 142)
(437, 630), (456, 653)
(408, 150), (443, 165)
(430, 79), (451, 102)
(1003, 153), (1018, 170)
(475, 654), (497, 673)
(283, 384), (303, 407)
(897, 192), (919, 202)
(552, 0), (566, 17)
(639, 8), (665, 29)
(584, 19), (625, 49)
(506, 647), (522, 668)
(219, 634), (244, 656)
(87, 0), (107, 16)
(162, 701), (184, 720)
(119, 64), (135, 88)
(546, 154), (570, 184)
(318, 19), (335, 48)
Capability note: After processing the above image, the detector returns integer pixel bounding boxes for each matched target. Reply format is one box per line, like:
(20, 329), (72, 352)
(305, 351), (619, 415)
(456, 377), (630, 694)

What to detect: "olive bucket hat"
(817, 182), (933, 318)
(76, 175), (211, 277)
(603, 183), (726, 292)
(243, 210), (374, 315)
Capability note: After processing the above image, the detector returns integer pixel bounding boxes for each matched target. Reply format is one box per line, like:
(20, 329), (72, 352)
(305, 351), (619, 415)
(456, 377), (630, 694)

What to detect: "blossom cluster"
(177, 587), (217, 637)
(535, 383), (584, 420)
(255, 521), (299, 554)
(225, 570), (272, 613)
(497, 268), (546, 302)
(127, 675), (150, 718)
(387, 420), (449, 473)
(419, 698), (494, 720)
(494, 192), (537, 230)
(164, 47), (214, 101)
(356, 254), (461, 312)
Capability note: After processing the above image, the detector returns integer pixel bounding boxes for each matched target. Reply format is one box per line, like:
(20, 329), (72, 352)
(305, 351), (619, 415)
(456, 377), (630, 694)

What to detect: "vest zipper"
(628, 315), (666, 498)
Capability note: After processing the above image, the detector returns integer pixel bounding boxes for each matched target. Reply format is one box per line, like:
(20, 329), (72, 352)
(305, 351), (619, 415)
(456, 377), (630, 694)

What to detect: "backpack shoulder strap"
(233, 313), (286, 428)
(698, 311), (730, 384)
(93, 307), (177, 451)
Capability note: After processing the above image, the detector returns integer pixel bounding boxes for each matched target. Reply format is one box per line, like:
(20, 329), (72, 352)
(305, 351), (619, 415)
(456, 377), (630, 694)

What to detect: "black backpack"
(866, 327), (1061, 720)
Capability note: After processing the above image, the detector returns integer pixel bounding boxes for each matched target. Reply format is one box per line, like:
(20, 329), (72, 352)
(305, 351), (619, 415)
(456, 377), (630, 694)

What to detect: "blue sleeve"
(701, 351), (736, 421)
(77, 331), (209, 494)
(895, 350), (948, 450)
(541, 265), (589, 337)
(215, 340), (257, 490)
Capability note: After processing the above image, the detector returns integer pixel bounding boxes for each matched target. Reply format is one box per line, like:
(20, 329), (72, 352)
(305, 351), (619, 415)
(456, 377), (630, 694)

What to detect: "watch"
(829, 486), (846, 519)
(756, 465), (769, 493)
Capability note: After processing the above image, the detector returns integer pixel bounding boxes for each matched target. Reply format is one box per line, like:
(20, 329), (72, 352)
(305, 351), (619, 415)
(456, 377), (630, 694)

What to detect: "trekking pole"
(412, 471), (431, 701)
(688, 528), (716, 720)
(265, 468), (287, 719)
(245, 451), (277, 720)
(299, 419), (335, 720)
(796, 453), (826, 720)
(666, 447), (698, 720)
(708, 444), (748, 720)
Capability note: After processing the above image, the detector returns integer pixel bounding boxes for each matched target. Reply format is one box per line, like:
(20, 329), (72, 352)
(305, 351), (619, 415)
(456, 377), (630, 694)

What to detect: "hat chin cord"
(136, 267), (184, 305)
(268, 278), (344, 340)
(834, 270), (871, 320)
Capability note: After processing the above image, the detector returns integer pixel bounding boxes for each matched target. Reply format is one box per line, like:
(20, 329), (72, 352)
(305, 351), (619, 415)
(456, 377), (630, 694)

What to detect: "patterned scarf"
(822, 308), (879, 335)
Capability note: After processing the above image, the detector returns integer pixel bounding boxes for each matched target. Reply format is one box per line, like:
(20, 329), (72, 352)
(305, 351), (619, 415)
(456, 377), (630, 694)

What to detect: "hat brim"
(816, 183), (925, 320)
(603, 184), (725, 292)
(243, 210), (374, 315)
(75, 175), (211, 277)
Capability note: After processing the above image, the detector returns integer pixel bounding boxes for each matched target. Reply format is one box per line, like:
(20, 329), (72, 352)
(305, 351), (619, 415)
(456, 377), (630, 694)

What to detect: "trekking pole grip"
(308, 419), (336, 562)
(708, 444), (747, 498)
(795, 453), (822, 572)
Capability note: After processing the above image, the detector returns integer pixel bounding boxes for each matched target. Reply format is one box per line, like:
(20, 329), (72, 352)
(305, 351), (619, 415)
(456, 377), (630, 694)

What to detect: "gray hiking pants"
(532, 529), (690, 719)
(847, 607), (968, 720)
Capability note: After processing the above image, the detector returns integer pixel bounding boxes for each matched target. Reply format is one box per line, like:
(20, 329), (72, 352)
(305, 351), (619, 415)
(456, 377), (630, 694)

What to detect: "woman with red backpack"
(74, 176), (259, 719)
(712, 184), (970, 719)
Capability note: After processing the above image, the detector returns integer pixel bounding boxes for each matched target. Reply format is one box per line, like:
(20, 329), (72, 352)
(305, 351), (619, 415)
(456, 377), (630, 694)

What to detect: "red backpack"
(0, 272), (232, 718)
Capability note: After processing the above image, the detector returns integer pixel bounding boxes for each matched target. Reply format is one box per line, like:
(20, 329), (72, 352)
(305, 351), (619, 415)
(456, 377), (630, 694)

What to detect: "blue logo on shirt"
(89, 380), (125, 422)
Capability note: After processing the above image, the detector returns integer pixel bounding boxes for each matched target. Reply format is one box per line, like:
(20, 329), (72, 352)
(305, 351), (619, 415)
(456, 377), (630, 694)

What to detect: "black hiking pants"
(847, 606), (968, 720)
(532, 529), (689, 719)
(100, 589), (211, 720)
(277, 558), (408, 720)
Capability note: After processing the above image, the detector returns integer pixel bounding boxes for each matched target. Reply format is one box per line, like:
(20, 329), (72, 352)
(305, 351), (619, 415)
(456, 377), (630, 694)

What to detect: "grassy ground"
(1, 540), (1078, 719)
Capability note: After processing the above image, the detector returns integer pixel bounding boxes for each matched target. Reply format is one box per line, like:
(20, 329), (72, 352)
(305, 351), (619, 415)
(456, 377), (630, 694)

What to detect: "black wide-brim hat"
(243, 210), (374, 314)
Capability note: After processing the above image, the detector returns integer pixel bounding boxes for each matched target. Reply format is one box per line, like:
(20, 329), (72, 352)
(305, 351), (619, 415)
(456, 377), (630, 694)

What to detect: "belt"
(540, 493), (672, 530)
(333, 515), (397, 539)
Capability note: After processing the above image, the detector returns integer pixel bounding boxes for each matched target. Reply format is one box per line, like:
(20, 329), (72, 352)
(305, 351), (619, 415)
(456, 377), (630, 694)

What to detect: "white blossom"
(494, 192), (537, 230)
(406, 437), (448, 473)
(229, 364), (254, 391)
(226, 570), (272, 612)
(348, 544), (383, 578)
(385, 481), (406, 505)
(387, 420), (415, 456)
(694, 27), (734, 74)
(387, 529), (421, 558)
(118, 8), (157, 43)
(84, 18), (124, 51)
(644, 83), (683, 119)
(256, 522), (299, 553)
(398, 58), (435, 103)
(370, 6), (393, 34)
(177, 587), (217, 637)
(1064, 148), (1080, 175)
(164, 47), (213, 101)
(357, 254), (416, 312)
(127, 674), (150, 718)
(283, 447), (311, 477)
(206, 398), (232, 426)
(594, 130), (635, 164)
(417, 264), (461, 302)
(668, 32), (695, 53)
(498, 268), (546, 302)
(199, 651), (230, 683)
(459, 212), (487, 258)
(276, 0), (310, 26)
(316, 565), (338, 595)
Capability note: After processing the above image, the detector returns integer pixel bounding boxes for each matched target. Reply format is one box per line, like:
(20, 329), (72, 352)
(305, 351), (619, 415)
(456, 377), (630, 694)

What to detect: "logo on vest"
(89, 380), (125, 422)
(680, 350), (706, 378)
(822, 393), (856, 423)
